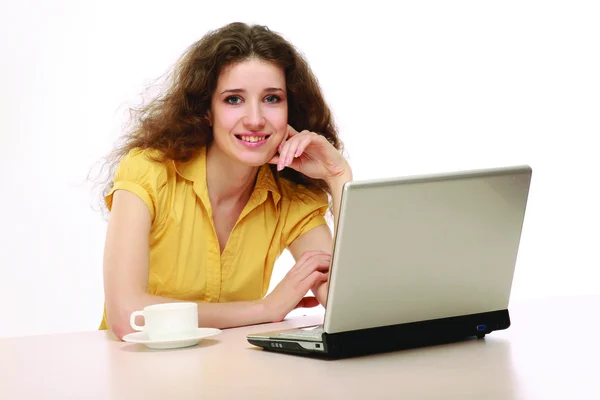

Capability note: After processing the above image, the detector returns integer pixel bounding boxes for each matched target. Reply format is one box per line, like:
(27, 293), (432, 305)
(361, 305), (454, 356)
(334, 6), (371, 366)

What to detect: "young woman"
(98, 22), (352, 340)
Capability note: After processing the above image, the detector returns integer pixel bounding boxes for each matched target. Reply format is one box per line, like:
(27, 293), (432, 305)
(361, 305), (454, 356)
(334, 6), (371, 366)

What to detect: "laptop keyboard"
(278, 325), (325, 339)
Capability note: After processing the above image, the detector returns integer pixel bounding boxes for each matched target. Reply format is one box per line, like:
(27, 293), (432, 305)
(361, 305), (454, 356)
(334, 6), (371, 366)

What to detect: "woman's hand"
(260, 251), (331, 322)
(269, 125), (349, 184)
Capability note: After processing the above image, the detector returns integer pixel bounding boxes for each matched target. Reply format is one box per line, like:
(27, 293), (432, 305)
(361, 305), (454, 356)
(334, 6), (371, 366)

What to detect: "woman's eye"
(265, 95), (281, 104)
(225, 96), (242, 105)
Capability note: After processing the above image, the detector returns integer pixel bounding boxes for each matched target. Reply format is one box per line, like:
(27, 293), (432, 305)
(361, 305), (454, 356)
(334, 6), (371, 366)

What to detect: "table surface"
(1, 295), (599, 399)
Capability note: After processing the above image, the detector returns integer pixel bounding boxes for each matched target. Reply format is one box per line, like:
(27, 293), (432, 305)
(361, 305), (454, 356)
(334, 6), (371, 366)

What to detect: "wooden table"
(1, 295), (598, 399)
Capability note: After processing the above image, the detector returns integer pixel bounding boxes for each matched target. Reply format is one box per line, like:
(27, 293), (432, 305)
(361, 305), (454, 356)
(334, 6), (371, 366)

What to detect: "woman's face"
(209, 58), (288, 167)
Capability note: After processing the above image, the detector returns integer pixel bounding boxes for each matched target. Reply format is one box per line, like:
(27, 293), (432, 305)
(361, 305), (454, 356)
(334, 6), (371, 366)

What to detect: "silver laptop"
(247, 165), (532, 358)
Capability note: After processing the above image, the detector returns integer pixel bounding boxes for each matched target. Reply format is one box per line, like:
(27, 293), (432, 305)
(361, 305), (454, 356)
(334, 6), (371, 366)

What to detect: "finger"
(298, 256), (331, 279)
(285, 251), (329, 279)
(294, 251), (331, 269)
(294, 296), (320, 309)
(303, 271), (329, 292)
(294, 135), (316, 158)
(284, 138), (302, 167)
(288, 255), (330, 281)
(278, 136), (295, 171)
(306, 264), (330, 278)
(309, 260), (330, 274)
(296, 255), (331, 278)
(277, 131), (288, 153)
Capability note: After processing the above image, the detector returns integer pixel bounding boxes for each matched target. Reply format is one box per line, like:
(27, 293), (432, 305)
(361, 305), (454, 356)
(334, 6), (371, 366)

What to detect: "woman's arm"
(103, 190), (268, 340)
(288, 166), (353, 306)
(327, 167), (354, 232)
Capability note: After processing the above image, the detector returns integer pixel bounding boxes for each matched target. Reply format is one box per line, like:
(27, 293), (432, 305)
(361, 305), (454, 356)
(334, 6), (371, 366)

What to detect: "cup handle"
(130, 311), (145, 331)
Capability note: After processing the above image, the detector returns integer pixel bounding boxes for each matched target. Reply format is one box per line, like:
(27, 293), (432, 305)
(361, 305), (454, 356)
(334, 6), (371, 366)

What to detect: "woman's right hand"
(261, 251), (331, 322)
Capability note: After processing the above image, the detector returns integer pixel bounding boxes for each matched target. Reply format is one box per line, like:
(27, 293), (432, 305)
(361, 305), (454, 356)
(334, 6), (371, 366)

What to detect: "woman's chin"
(235, 152), (275, 168)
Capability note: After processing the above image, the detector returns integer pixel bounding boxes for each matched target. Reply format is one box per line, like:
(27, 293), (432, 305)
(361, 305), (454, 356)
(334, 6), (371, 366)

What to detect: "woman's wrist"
(325, 161), (353, 190)
(256, 297), (281, 323)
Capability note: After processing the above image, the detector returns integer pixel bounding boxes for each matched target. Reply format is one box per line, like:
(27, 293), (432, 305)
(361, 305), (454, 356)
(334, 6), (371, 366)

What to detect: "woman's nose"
(242, 104), (266, 130)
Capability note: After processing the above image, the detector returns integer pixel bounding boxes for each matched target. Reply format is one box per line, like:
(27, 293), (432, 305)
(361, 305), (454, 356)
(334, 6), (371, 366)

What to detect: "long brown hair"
(95, 22), (343, 211)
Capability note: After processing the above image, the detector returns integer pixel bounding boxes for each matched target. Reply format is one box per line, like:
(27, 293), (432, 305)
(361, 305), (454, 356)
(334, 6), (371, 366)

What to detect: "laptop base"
(247, 310), (511, 359)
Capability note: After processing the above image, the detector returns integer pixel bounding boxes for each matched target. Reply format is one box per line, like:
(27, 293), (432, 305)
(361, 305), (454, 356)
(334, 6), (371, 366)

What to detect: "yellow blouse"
(98, 146), (328, 329)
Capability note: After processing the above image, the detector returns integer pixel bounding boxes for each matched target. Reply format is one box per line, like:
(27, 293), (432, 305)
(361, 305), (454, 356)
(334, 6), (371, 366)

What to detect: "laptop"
(247, 165), (532, 358)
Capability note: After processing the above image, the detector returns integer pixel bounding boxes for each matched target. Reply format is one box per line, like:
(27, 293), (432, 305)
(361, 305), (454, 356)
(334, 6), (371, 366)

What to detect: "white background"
(1, 0), (598, 338)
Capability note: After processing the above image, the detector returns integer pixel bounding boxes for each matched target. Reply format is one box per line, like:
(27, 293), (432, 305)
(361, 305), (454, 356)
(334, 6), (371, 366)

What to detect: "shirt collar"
(173, 146), (281, 204)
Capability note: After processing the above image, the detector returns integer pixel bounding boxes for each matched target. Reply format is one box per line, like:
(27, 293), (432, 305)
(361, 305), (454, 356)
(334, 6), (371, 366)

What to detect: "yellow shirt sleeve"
(282, 183), (330, 247)
(104, 148), (168, 224)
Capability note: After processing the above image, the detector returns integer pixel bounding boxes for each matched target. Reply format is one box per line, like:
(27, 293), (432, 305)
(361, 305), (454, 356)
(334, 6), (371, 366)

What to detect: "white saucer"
(122, 328), (222, 350)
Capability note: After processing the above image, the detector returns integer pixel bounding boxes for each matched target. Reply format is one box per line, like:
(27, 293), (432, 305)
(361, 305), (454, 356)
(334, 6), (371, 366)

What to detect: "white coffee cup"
(129, 302), (198, 341)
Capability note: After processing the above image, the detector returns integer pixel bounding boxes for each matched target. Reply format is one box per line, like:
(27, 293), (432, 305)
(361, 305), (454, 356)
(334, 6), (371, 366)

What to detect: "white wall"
(1, 0), (598, 338)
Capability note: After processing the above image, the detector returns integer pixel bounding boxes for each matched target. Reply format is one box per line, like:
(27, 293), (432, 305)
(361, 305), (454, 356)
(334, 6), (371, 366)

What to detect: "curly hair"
(95, 22), (343, 211)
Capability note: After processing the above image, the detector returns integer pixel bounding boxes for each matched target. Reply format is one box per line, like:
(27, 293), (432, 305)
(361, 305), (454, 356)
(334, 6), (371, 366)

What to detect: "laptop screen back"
(323, 166), (532, 334)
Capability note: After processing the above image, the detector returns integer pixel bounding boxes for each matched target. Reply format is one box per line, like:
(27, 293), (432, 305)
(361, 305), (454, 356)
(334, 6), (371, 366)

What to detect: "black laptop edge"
(246, 309), (510, 358)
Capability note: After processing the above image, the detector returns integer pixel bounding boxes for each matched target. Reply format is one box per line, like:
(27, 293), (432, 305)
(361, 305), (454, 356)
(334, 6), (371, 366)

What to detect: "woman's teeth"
(239, 136), (267, 142)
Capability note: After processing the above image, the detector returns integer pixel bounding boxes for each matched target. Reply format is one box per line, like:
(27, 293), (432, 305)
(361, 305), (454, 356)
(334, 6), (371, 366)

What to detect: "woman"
(98, 22), (352, 340)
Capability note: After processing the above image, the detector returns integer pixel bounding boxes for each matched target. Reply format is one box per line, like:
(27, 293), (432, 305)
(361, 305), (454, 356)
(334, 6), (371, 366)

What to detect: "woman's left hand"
(269, 125), (349, 183)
